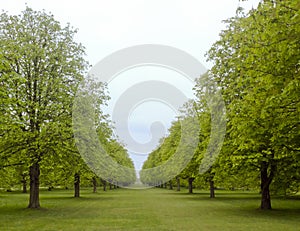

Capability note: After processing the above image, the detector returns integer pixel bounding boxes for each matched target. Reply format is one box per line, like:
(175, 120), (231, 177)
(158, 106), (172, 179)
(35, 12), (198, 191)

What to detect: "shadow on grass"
(175, 192), (300, 221)
(219, 206), (300, 222)
(41, 195), (113, 201)
(185, 195), (260, 201)
(158, 190), (260, 199)
(0, 196), (114, 216)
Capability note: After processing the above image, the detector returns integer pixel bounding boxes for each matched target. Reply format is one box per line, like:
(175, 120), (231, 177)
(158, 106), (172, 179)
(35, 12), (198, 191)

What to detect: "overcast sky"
(1, 0), (260, 171)
(2, 0), (260, 66)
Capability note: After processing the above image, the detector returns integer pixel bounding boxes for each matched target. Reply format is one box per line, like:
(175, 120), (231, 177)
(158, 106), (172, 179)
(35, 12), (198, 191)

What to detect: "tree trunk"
(176, 177), (180, 191)
(188, 177), (195, 194)
(74, 173), (80, 198)
(21, 173), (27, 193)
(109, 182), (112, 190)
(92, 176), (97, 193)
(169, 181), (173, 190)
(260, 161), (273, 210)
(28, 162), (40, 208)
(102, 179), (107, 191)
(209, 177), (215, 198)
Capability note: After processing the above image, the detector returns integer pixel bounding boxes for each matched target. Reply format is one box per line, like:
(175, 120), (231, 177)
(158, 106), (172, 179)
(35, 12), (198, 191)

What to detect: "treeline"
(141, 0), (300, 210)
(0, 7), (135, 208)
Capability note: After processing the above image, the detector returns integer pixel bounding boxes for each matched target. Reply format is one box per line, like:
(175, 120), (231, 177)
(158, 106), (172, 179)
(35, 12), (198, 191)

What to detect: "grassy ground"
(0, 188), (299, 231)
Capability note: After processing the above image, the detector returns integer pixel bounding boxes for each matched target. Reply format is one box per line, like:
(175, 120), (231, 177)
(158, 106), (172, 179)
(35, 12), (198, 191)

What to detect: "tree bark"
(74, 173), (80, 198)
(169, 180), (173, 190)
(28, 162), (40, 208)
(260, 161), (274, 210)
(188, 177), (195, 194)
(21, 173), (27, 193)
(92, 176), (97, 193)
(176, 177), (180, 191)
(209, 177), (215, 198)
(102, 179), (107, 191)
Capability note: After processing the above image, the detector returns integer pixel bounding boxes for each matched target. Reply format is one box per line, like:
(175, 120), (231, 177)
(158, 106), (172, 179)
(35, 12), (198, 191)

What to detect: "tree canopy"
(0, 7), (132, 207)
(141, 0), (299, 210)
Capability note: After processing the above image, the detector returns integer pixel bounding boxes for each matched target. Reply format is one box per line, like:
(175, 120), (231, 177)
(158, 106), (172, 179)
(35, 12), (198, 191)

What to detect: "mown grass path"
(0, 188), (299, 230)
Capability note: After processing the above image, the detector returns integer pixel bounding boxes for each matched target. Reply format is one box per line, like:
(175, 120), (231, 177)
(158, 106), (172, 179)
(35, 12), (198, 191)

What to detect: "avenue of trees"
(141, 0), (299, 210)
(0, 7), (135, 208)
(0, 0), (299, 211)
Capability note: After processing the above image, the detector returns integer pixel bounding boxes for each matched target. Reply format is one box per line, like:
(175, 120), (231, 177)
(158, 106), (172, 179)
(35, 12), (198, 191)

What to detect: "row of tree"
(0, 7), (135, 208)
(141, 0), (300, 210)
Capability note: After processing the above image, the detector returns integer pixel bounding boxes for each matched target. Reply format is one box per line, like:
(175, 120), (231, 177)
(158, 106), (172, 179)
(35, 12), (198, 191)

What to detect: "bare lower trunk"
(176, 177), (180, 191)
(188, 177), (195, 194)
(92, 176), (97, 193)
(101, 179), (107, 191)
(74, 173), (80, 198)
(261, 185), (271, 209)
(169, 181), (173, 190)
(260, 161), (274, 210)
(21, 173), (27, 193)
(28, 163), (40, 208)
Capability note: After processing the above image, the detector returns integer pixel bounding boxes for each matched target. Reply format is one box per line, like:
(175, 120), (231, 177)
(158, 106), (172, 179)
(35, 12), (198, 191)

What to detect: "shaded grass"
(0, 188), (299, 230)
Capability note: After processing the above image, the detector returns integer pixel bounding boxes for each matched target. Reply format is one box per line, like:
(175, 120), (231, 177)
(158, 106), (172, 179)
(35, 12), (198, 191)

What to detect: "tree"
(141, 111), (202, 193)
(191, 71), (227, 198)
(72, 74), (136, 189)
(207, 1), (300, 209)
(141, 120), (181, 186)
(0, 7), (89, 208)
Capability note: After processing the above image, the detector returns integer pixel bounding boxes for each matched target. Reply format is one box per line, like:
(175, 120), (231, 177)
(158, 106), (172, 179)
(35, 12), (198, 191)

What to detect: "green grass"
(0, 188), (299, 231)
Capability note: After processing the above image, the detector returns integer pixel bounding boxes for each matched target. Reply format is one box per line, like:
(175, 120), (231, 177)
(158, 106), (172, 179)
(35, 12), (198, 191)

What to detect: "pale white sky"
(1, 0), (259, 66)
(1, 0), (260, 171)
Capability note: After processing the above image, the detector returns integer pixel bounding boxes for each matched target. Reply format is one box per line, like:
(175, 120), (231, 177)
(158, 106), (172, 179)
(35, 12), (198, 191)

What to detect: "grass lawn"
(0, 188), (299, 231)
